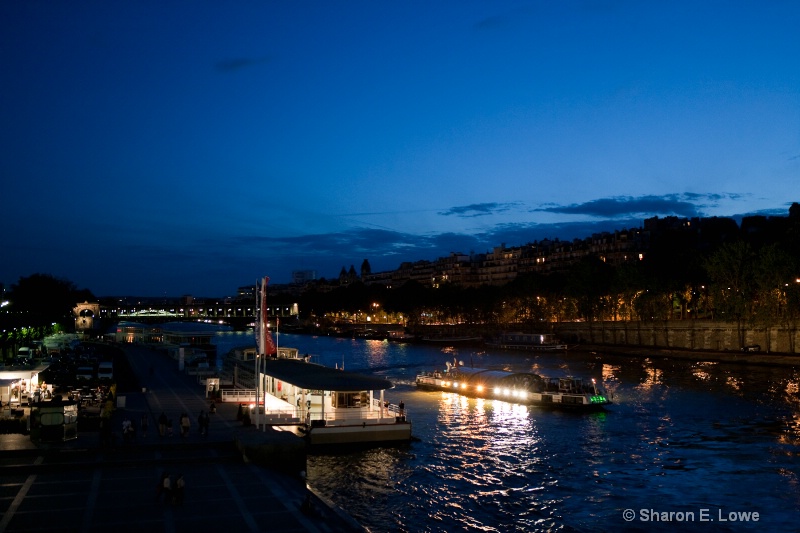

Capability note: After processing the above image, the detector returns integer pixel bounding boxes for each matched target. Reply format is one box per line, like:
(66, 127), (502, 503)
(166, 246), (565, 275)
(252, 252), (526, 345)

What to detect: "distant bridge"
(95, 302), (299, 330)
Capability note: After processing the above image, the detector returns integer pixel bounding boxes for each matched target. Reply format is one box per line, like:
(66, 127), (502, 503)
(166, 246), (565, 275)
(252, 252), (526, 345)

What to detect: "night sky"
(2, 1), (798, 297)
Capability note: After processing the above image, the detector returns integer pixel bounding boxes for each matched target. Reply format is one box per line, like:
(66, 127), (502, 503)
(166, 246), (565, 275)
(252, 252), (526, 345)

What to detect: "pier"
(0, 343), (365, 533)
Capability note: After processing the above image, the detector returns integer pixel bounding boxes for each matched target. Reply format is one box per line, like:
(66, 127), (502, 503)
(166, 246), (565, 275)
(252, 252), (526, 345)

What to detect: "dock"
(0, 344), (366, 533)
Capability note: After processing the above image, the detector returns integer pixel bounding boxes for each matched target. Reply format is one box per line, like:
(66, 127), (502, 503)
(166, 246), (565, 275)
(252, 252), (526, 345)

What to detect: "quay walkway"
(0, 344), (366, 533)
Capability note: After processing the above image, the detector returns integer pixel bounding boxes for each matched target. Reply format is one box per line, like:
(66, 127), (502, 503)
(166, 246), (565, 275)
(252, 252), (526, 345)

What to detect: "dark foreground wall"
(555, 320), (799, 355)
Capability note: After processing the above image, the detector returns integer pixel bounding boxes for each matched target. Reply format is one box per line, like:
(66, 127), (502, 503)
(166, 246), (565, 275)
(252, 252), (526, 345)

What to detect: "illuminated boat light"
(416, 367), (611, 411)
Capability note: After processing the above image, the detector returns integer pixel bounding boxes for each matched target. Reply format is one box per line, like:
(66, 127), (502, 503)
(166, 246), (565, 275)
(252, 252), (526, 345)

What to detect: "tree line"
(3, 207), (799, 353)
(292, 210), (800, 349)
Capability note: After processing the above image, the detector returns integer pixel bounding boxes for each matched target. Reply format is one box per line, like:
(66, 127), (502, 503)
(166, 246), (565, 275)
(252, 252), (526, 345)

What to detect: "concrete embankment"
(569, 343), (800, 367)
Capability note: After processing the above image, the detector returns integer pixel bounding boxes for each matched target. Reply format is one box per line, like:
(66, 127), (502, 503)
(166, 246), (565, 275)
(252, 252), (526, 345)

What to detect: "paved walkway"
(0, 344), (365, 533)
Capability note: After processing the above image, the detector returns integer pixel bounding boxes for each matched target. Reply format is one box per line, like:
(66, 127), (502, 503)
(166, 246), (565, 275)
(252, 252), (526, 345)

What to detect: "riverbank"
(570, 343), (800, 367)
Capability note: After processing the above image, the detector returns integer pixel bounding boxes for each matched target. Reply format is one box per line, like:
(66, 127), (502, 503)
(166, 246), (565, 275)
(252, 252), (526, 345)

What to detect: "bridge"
(78, 301), (300, 331)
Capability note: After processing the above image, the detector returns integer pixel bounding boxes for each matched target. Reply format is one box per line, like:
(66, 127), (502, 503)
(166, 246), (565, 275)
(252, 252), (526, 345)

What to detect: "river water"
(212, 330), (800, 532)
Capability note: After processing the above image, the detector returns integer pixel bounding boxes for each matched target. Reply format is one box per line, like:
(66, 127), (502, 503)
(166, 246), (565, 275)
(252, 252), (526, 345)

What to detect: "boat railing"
(220, 389), (258, 403)
(312, 402), (407, 426)
(370, 398), (406, 416)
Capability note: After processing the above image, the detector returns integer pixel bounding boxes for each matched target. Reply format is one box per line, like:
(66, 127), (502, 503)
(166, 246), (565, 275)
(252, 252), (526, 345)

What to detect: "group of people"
(155, 471), (185, 506)
(155, 409), (212, 438)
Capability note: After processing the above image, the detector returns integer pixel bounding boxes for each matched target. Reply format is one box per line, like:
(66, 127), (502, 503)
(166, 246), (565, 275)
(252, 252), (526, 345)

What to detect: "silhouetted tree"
(705, 241), (757, 347)
(564, 256), (614, 342)
(752, 244), (797, 351)
(5, 273), (94, 331)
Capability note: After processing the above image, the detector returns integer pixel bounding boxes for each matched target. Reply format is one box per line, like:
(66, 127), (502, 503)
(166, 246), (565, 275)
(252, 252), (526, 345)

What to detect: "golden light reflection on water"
(363, 339), (390, 365)
(637, 364), (664, 388)
(691, 361), (717, 381)
(779, 380), (800, 445)
(725, 375), (742, 391)
(602, 364), (620, 382)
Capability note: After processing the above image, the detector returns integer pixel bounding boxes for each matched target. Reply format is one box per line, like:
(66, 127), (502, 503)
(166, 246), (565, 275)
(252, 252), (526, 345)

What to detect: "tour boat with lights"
(415, 361), (611, 411)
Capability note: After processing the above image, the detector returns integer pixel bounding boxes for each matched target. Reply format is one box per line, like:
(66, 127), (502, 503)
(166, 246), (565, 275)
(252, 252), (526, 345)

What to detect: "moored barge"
(486, 332), (569, 351)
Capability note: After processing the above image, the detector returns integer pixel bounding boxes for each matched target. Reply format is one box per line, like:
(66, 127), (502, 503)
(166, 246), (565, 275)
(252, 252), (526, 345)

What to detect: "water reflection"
(423, 393), (550, 531)
(213, 333), (800, 531)
(364, 339), (390, 366)
(690, 360), (716, 381)
(637, 362), (664, 388)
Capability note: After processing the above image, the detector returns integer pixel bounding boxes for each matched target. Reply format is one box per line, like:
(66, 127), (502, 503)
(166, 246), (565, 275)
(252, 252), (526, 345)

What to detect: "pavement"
(0, 344), (366, 533)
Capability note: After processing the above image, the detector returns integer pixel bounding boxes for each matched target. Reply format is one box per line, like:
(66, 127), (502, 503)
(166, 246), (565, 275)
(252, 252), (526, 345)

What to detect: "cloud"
(479, 219), (642, 248)
(215, 55), (272, 72)
(63, 192), (783, 295)
(533, 193), (747, 219)
(439, 202), (522, 218)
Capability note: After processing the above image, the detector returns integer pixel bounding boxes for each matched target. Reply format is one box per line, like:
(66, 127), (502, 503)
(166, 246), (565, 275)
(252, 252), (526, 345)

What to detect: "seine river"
(212, 330), (800, 532)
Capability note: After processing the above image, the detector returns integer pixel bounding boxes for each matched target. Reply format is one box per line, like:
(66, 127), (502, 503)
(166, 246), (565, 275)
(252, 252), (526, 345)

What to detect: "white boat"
(415, 361), (611, 412)
(234, 276), (412, 446)
(486, 332), (569, 351)
(223, 346), (411, 445)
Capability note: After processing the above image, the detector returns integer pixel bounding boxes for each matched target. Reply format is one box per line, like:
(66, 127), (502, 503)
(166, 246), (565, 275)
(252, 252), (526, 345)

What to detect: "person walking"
(122, 417), (133, 442)
(140, 413), (149, 438)
(198, 410), (209, 437)
(158, 412), (167, 438)
(174, 474), (185, 506)
(156, 472), (170, 505)
(180, 412), (190, 437)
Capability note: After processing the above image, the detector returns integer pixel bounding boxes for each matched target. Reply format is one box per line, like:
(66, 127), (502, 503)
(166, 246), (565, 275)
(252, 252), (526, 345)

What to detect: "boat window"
(333, 392), (363, 408)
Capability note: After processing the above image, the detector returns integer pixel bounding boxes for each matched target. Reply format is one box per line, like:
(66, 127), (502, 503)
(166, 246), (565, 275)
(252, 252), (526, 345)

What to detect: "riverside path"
(0, 343), (365, 533)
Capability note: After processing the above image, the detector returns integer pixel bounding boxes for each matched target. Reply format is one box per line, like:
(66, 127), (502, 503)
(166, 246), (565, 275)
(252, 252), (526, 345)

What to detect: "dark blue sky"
(2, 1), (798, 297)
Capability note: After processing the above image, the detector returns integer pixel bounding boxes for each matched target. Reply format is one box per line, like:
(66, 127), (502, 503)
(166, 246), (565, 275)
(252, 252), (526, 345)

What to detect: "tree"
(6, 273), (94, 330)
(704, 242), (757, 348)
(564, 256), (614, 342)
(752, 244), (798, 352)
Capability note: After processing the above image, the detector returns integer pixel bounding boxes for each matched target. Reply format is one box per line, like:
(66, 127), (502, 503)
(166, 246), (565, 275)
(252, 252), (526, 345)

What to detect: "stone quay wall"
(554, 320), (800, 355)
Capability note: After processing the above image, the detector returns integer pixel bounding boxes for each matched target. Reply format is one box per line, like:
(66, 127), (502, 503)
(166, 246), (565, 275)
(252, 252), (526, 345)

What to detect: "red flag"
(259, 277), (277, 355)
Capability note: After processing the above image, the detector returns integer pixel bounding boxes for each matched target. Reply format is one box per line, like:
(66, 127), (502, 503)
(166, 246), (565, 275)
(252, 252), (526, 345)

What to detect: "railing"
(220, 389), (257, 403)
(220, 390), (409, 425)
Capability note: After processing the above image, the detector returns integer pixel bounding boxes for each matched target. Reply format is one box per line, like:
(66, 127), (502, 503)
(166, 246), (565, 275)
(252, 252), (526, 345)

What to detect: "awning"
(261, 358), (393, 391)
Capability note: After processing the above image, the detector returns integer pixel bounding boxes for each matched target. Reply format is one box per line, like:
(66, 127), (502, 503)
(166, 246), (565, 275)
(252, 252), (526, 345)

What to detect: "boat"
(220, 276), (412, 446)
(221, 350), (413, 446)
(486, 332), (569, 351)
(415, 360), (611, 411)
